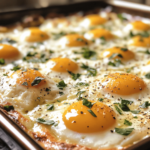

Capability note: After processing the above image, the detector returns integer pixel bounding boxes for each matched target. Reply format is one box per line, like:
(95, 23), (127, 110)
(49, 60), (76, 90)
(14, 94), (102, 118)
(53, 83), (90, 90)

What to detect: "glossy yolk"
(0, 44), (19, 59)
(132, 21), (150, 31)
(131, 36), (150, 47)
(51, 57), (78, 72)
(11, 69), (46, 88)
(63, 34), (89, 47)
(101, 47), (135, 61)
(63, 101), (116, 133)
(102, 73), (146, 95)
(147, 61), (150, 65)
(25, 27), (49, 42)
(87, 28), (114, 40)
(86, 14), (106, 25)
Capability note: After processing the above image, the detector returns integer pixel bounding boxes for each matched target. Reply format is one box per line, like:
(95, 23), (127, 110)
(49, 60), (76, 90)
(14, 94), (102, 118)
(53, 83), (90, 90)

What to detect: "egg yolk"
(87, 28), (114, 40)
(86, 14), (106, 26)
(25, 27), (49, 42)
(147, 61), (150, 65)
(102, 73), (146, 95)
(63, 101), (116, 133)
(131, 36), (150, 47)
(0, 44), (19, 59)
(11, 69), (46, 88)
(132, 21), (150, 31)
(51, 57), (78, 72)
(61, 34), (89, 47)
(101, 47), (135, 61)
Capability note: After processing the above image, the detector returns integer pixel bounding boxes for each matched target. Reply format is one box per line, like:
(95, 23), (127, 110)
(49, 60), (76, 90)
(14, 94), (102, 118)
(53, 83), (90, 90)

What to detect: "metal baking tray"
(0, 0), (150, 150)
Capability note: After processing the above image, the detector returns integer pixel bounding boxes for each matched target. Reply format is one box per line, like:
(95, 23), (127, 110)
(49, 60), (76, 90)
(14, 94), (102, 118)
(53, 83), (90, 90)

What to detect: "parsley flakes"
(57, 80), (67, 90)
(68, 71), (81, 80)
(4, 105), (14, 111)
(0, 58), (5, 65)
(87, 109), (97, 117)
(31, 77), (44, 86)
(81, 63), (97, 76)
(36, 118), (55, 125)
(115, 128), (134, 136)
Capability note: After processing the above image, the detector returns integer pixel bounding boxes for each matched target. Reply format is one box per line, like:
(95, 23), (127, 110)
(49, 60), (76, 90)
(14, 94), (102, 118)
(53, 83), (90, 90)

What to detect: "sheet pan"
(0, 0), (150, 150)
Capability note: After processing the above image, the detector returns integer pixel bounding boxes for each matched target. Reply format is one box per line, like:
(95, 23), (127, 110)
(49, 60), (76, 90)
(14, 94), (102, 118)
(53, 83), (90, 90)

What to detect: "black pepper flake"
(80, 111), (83, 114)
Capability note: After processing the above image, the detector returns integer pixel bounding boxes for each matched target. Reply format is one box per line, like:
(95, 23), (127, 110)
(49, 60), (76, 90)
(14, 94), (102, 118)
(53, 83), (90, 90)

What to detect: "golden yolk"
(147, 61), (150, 65)
(63, 34), (89, 47)
(63, 101), (116, 133)
(25, 27), (49, 42)
(11, 69), (46, 88)
(131, 36), (150, 47)
(101, 47), (135, 61)
(87, 28), (114, 40)
(0, 44), (19, 59)
(102, 73), (146, 95)
(51, 57), (78, 72)
(86, 14), (106, 25)
(132, 21), (150, 31)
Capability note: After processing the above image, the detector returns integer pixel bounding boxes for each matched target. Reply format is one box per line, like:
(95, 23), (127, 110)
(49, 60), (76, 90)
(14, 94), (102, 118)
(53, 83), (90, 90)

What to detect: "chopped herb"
(120, 98), (133, 111)
(82, 99), (94, 109)
(130, 110), (140, 114)
(0, 58), (5, 65)
(130, 31), (134, 37)
(31, 77), (44, 86)
(98, 98), (104, 102)
(129, 31), (150, 38)
(137, 49), (150, 55)
(57, 100), (61, 102)
(47, 104), (54, 110)
(117, 14), (127, 21)
(52, 32), (66, 40)
(133, 116), (138, 119)
(4, 105), (14, 111)
(81, 63), (97, 76)
(76, 91), (85, 100)
(49, 50), (54, 54)
(36, 118), (55, 125)
(57, 80), (67, 90)
(40, 54), (45, 58)
(108, 59), (122, 67)
(115, 128), (134, 136)
(100, 36), (106, 41)
(87, 109), (97, 117)
(126, 67), (133, 73)
(22, 82), (28, 86)
(29, 46), (37, 49)
(114, 104), (123, 115)
(145, 73), (150, 79)
(68, 71), (81, 80)
(63, 103), (69, 105)
(59, 91), (64, 95)
(27, 51), (37, 57)
(75, 82), (89, 87)
(76, 38), (85, 42)
(140, 101), (150, 108)
(11, 65), (20, 71)
(124, 119), (132, 126)
(0, 38), (17, 44)
(73, 58), (80, 61)
(121, 48), (128, 51)
(3, 74), (8, 76)
(74, 47), (96, 59)
(109, 53), (123, 59)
